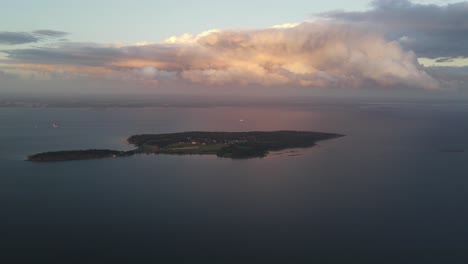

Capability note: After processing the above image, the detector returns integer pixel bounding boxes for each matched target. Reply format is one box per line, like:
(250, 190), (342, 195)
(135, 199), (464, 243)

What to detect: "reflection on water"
(1, 101), (468, 263)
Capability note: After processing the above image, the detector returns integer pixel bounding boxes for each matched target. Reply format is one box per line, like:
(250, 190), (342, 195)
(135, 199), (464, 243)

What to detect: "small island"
(27, 131), (344, 162)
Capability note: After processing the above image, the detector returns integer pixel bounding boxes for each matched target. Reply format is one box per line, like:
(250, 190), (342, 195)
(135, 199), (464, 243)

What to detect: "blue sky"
(2, 0), (383, 43)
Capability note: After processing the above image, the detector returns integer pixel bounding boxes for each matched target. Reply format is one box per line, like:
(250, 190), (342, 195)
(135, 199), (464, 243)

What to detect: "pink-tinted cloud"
(1, 22), (439, 89)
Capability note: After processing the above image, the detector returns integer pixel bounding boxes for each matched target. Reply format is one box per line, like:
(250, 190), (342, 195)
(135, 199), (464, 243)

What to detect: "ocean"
(1, 100), (468, 263)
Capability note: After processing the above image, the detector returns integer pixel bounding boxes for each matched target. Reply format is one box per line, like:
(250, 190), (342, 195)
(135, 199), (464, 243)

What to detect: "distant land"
(5, 94), (468, 110)
(27, 131), (344, 162)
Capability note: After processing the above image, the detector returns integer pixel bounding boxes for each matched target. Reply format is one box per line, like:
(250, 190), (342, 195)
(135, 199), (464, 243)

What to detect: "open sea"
(1, 99), (468, 263)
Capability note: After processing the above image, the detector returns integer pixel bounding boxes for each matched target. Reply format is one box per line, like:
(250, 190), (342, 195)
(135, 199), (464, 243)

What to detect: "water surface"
(1, 101), (468, 263)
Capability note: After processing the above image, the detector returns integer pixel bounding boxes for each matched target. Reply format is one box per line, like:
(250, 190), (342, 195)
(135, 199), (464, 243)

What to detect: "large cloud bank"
(2, 22), (439, 89)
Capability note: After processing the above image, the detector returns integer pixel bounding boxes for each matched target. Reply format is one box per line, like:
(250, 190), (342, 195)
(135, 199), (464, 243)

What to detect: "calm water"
(1, 101), (468, 263)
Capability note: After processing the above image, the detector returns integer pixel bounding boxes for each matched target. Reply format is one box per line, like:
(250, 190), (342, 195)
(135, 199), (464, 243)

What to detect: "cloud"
(2, 22), (439, 89)
(0, 30), (69, 45)
(272, 23), (301, 29)
(435, 57), (455, 63)
(127, 66), (177, 84)
(425, 66), (468, 91)
(0, 32), (40, 45)
(33, 30), (69, 38)
(320, 0), (468, 59)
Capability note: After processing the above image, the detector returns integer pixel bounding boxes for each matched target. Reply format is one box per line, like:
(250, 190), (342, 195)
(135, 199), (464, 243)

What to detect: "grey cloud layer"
(32, 30), (68, 38)
(321, 0), (468, 58)
(0, 32), (39, 45)
(0, 30), (69, 45)
(4, 44), (121, 66)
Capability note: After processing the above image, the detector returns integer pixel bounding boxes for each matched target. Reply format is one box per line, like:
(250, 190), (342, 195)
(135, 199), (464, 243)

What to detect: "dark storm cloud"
(320, 0), (468, 58)
(0, 30), (69, 45)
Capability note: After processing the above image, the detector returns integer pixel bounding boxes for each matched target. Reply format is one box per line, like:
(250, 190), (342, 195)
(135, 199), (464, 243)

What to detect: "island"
(27, 131), (344, 162)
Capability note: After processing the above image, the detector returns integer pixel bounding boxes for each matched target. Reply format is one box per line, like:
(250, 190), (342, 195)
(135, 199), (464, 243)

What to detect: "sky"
(1, 0), (376, 43)
(1, 0), (468, 96)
